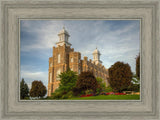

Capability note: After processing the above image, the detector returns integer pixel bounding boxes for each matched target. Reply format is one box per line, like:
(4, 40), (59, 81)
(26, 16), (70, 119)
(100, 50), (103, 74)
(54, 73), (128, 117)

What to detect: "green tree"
(20, 78), (29, 99)
(76, 71), (98, 94)
(30, 80), (47, 98)
(108, 61), (132, 92)
(96, 77), (106, 90)
(105, 85), (113, 93)
(58, 69), (78, 93)
(132, 73), (140, 84)
(51, 69), (78, 99)
(136, 54), (140, 78)
(96, 77), (106, 94)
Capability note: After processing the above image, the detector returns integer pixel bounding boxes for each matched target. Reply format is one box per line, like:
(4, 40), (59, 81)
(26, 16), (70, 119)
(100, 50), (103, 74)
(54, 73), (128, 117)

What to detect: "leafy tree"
(76, 71), (98, 94)
(20, 78), (29, 99)
(58, 69), (78, 93)
(96, 77), (106, 94)
(126, 73), (140, 92)
(96, 77), (106, 91)
(132, 73), (140, 84)
(124, 54), (140, 92)
(105, 85), (113, 93)
(127, 83), (140, 92)
(30, 80), (47, 98)
(136, 54), (140, 78)
(108, 61), (132, 92)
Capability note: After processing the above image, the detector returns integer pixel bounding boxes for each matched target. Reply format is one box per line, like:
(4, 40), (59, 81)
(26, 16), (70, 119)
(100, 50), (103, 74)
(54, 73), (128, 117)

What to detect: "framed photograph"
(20, 20), (140, 101)
(0, 0), (159, 119)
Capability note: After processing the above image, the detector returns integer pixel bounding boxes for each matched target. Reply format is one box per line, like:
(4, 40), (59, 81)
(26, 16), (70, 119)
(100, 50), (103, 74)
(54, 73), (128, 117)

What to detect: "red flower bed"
(106, 92), (126, 95)
(80, 94), (93, 97)
(114, 93), (126, 95)
(80, 92), (126, 97)
(106, 92), (115, 95)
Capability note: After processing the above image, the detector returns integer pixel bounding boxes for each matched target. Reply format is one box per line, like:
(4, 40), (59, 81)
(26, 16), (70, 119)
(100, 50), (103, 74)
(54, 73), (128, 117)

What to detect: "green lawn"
(25, 95), (140, 100)
(67, 95), (140, 100)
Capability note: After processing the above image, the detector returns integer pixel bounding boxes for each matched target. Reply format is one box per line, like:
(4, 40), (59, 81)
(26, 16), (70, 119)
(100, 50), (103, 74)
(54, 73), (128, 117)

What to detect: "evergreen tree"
(20, 78), (29, 99)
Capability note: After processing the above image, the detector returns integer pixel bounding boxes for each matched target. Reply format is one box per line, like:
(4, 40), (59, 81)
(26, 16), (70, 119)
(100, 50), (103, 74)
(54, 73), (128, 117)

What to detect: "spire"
(92, 48), (102, 65)
(63, 25), (65, 30)
(56, 27), (71, 47)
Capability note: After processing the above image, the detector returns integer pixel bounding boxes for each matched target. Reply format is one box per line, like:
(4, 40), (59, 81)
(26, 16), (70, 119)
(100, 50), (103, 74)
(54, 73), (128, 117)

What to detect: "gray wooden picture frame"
(0, 0), (159, 120)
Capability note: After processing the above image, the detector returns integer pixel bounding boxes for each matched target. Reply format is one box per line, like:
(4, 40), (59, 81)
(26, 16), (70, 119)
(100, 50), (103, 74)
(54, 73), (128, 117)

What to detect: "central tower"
(56, 27), (72, 47)
(48, 27), (73, 96)
(92, 48), (102, 65)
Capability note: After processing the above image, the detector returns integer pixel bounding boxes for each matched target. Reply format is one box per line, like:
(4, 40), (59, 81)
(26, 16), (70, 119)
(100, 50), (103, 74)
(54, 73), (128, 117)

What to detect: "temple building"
(48, 27), (109, 96)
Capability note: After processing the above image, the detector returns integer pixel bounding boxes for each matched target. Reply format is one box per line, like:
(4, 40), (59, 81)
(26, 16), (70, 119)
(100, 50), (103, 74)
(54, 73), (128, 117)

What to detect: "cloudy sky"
(20, 20), (140, 89)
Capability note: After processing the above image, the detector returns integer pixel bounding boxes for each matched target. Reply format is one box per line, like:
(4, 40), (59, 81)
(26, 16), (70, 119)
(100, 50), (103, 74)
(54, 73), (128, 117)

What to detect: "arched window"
(58, 54), (60, 63)
(56, 69), (61, 80)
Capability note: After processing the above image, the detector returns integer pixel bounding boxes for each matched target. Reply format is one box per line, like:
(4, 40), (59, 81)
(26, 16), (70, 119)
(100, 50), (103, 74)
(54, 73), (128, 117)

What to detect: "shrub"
(58, 91), (74, 99)
(105, 85), (113, 93)
(72, 87), (81, 96)
(51, 91), (63, 99)
(96, 88), (101, 95)
(127, 84), (140, 92)
(85, 89), (93, 95)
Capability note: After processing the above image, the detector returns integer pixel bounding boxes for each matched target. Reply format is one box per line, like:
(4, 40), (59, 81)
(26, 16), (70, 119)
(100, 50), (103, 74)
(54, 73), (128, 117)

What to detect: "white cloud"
(20, 21), (64, 52)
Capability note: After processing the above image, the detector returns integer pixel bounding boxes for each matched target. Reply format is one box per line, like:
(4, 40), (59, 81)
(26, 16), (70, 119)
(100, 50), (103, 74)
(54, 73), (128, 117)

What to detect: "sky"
(20, 20), (140, 89)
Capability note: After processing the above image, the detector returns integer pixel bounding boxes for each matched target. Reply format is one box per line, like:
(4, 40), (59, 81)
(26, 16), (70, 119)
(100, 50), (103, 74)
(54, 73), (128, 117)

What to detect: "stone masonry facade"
(48, 27), (109, 96)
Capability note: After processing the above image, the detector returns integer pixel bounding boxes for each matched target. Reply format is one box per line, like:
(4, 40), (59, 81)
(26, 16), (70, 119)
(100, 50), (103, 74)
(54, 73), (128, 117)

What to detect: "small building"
(48, 27), (109, 96)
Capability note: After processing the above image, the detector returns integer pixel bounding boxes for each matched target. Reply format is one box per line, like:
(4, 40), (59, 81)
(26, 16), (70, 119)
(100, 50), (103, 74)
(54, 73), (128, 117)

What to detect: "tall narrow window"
(48, 89), (51, 96)
(78, 68), (81, 74)
(49, 73), (52, 83)
(71, 57), (73, 62)
(56, 69), (61, 80)
(60, 36), (62, 41)
(50, 63), (52, 67)
(58, 54), (60, 63)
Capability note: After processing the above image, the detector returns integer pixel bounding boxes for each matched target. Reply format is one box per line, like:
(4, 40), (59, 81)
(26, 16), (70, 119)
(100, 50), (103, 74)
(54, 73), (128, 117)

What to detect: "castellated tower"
(48, 27), (109, 96)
